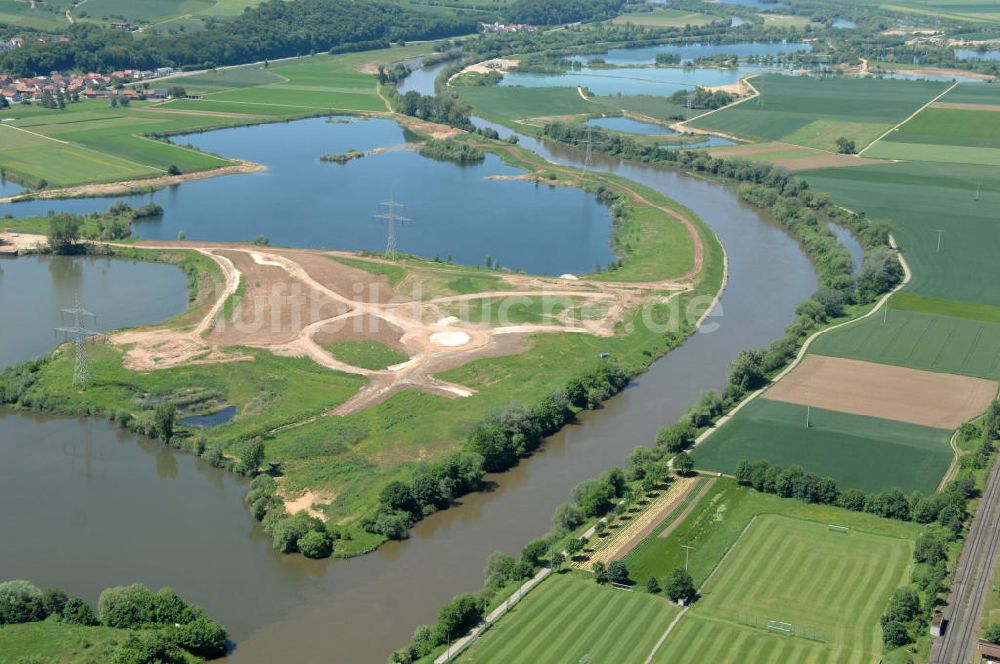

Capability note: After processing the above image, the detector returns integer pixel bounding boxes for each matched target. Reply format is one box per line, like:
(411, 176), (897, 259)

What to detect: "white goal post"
(610, 582), (633, 592)
(828, 524), (850, 534)
(767, 621), (793, 635)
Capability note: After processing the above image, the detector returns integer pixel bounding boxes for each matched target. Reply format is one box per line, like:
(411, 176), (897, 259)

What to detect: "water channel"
(0, 79), (819, 663)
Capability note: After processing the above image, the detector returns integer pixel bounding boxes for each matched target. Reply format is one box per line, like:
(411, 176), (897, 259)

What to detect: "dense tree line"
(391, 89), (475, 131)
(666, 86), (735, 110)
(735, 458), (980, 528)
(506, 0), (625, 25)
(0, 579), (226, 662)
(0, 0), (476, 76)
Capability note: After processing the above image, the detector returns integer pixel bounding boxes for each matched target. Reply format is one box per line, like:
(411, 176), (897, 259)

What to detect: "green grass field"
(808, 308), (1000, 379)
(454, 572), (681, 664)
(889, 292), (1000, 323)
(942, 83), (1000, 106)
(865, 105), (1000, 165)
(457, 86), (596, 122)
(653, 515), (914, 664)
(326, 340), (409, 370)
(691, 399), (953, 493)
(690, 75), (946, 151)
(802, 161), (1000, 307)
(612, 8), (718, 27)
(850, 0), (1000, 22)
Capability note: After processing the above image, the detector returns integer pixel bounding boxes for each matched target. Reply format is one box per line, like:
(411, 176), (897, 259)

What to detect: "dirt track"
(108, 241), (690, 415)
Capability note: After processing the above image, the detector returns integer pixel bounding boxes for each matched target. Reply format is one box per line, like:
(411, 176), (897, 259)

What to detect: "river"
(0, 110), (817, 662)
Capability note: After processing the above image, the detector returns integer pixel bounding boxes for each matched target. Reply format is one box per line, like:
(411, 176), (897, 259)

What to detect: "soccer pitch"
(454, 573), (680, 664)
(653, 514), (913, 664)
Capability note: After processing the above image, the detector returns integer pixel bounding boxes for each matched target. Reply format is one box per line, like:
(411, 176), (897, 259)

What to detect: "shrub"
(61, 597), (97, 625)
(297, 530), (334, 559)
(0, 580), (44, 624)
(174, 616), (228, 657)
(98, 584), (157, 628)
(268, 513), (323, 553)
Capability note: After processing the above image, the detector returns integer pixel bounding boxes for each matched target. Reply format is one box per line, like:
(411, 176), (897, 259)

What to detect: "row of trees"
(0, 579), (226, 662)
(735, 458), (980, 528)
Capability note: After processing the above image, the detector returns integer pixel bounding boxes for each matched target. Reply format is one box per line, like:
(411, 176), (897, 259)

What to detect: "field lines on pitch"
(654, 515), (912, 664)
(454, 573), (679, 664)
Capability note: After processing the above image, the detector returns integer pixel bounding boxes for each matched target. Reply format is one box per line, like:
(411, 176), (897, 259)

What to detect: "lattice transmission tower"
(55, 297), (97, 388)
(584, 124), (594, 171)
(375, 197), (412, 261)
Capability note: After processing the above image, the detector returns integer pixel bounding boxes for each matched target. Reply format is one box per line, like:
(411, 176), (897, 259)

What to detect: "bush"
(0, 580), (44, 624)
(985, 623), (1000, 645)
(297, 530), (334, 559)
(174, 616), (228, 657)
(61, 597), (97, 625)
(882, 620), (912, 648)
(98, 584), (157, 629)
(267, 513), (323, 553)
(552, 502), (584, 533)
(520, 539), (548, 567)
(112, 632), (187, 664)
(656, 421), (695, 452)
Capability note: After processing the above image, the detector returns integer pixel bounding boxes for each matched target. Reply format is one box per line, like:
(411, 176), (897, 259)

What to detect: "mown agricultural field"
(841, 0), (1000, 22)
(456, 86), (595, 123)
(653, 514), (914, 664)
(454, 573), (680, 664)
(866, 105), (1000, 165)
(808, 308), (1000, 380)
(612, 8), (718, 27)
(691, 399), (953, 493)
(940, 82), (1000, 106)
(802, 161), (1000, 307)
(689, 75), (947, 151)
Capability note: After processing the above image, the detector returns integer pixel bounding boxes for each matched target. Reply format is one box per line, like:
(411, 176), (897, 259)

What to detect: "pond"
(0, 173), (25, 197)
(587, 116), (678, 135)
(660, 135), (738, 149)
(5, 117), (615, 276)
(0, 255), (189, 369)
(571, 40), (811, 66)
(955, 48), (1000, 61)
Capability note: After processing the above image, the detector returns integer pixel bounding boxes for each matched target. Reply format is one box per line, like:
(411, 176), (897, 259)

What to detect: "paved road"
(931, 458), (1000, 663)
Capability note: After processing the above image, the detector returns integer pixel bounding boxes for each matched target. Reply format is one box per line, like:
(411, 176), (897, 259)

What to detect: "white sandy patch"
(430, 331), (471, 347)
(559, 274), (579, 281)
(251, 252), (285, 268)
(436, 316), (461, 326)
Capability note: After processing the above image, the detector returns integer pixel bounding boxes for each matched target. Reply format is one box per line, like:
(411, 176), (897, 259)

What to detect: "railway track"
(931, 457), (1000, 663)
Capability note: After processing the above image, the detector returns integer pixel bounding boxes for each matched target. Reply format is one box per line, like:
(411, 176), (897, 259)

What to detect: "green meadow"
(808, 308), (1000, 380)
(690, 75), (946, 151)
(691, 399), (953, 493)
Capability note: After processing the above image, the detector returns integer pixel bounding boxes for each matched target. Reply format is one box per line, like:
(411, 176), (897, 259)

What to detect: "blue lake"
(4, 117), (615, 276)
(572, 41), (811, 66)
(955, 48), (1000, 61)
(587, 116), (678, 134)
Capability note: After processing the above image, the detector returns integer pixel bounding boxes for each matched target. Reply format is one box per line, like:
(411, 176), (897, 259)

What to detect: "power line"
(374, 197), (412, 261)
(55, 296), (97, 388)
(584, 124), (593, 171)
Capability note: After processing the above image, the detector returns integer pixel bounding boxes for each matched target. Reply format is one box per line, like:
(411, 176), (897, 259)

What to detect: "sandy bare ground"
(764, 354), (1000, 429)
(0, 161), (264, 204)
(583, 475), (699, 568)
(103, 240), (687, 415)
(0, 231), (46, 254)
(447, 58), (520, 85)
(878, 66), (995, 81)
(281, 488), (334, 520)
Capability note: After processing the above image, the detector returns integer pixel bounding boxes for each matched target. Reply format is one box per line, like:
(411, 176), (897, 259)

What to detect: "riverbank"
(1, 160), (265, 204)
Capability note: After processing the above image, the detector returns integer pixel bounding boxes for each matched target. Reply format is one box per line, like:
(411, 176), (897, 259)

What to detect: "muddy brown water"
(0, 122), (817, 662)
